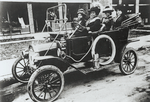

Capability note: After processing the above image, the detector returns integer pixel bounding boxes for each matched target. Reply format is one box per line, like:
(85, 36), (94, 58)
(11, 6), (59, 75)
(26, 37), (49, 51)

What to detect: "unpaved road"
(1, 47), (150, 102)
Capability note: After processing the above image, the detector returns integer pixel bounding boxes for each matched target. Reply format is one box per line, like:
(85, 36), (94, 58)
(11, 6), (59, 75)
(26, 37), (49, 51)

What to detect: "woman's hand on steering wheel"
(73, 22), (86, 32)
(68, 22), (86, 39)
(76, 22), (86, 29)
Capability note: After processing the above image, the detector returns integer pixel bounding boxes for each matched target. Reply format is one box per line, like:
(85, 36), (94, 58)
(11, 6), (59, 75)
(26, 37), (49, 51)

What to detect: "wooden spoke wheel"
(12, 57), (33, 83)
(27, 65), (64, 102)
(119, 48), (138, 75)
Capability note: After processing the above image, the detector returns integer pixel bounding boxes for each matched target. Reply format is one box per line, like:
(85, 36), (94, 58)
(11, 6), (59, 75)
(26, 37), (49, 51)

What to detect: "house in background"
(0, 0), (149, 34)
(93, 0), (150, 24)
(112, 0), (150, 25)
(0, 0), (91, 34)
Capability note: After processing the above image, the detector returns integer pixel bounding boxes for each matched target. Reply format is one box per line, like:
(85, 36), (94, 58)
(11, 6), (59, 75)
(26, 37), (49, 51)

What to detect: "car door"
(66, 36), (92, 61)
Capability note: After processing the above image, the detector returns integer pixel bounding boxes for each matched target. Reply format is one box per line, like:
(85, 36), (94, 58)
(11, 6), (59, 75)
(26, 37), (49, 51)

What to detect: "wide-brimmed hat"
(115, 4), (125, 11)
(115, 4), (127, 14)
(103, 6), (114, 13)
(89, 7), (100, 15)
(77, 9), (86, 16)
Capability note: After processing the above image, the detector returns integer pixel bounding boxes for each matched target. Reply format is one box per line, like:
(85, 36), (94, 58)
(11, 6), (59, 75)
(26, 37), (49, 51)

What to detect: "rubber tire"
(27, 65), (64, 102)
(91, 35), (116, 65)
(12, 57), (29, 83)
(119, 47), (138, 75)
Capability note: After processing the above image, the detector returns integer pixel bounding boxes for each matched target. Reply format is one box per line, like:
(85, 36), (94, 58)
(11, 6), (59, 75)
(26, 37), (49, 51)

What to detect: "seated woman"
(113, 5), (127, 29)
(74, 9), (88, 36)
(73, 7), (102, 37)
(102, 6), (114, 31)
(76, 9), (87, 26)
(86, 6), (102, 33)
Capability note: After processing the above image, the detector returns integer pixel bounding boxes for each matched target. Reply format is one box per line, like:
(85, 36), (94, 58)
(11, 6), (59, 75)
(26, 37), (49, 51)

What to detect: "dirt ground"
(10, 47), (150, 102)
(55, 48), (150, 102)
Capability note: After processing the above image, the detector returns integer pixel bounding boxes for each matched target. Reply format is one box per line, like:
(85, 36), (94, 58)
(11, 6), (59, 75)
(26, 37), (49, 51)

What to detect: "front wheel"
(12, 57), (33, 83)
(27, 65), (64, 102)
(119, 48), (138, 75)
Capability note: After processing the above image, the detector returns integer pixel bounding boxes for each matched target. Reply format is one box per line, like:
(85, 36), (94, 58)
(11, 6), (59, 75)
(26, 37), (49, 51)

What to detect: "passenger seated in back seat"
(113, 5), (127, 29)
(102, 6), (114, 31)
(73, 7), (102, 37)
(85, 7), (102, 33)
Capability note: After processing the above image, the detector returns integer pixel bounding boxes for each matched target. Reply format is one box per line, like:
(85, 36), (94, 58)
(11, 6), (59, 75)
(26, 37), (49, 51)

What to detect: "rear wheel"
(119, 48), (138, 75)
(12, 57), (33, 83)
(27, 65), (64, 102)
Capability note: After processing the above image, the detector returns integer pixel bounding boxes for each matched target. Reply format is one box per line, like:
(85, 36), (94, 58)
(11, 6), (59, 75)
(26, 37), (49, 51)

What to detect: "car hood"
(31, 42), (57, 53)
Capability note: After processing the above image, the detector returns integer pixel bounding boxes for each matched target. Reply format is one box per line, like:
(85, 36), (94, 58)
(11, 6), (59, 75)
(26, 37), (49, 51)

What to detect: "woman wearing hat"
(74, 9), (88, 36)
(113, 4), (127, 29)
(86, 6), (102, 32)
(76, 9), (87, 27)
(102, 6), (114, 31)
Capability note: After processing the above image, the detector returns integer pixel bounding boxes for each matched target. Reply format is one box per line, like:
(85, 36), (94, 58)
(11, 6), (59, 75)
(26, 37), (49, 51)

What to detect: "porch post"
(119, 0), (122, 5)
(58, 2), (63, 24)
(135, 0), (139, 13)
(27, 3), (35, 34)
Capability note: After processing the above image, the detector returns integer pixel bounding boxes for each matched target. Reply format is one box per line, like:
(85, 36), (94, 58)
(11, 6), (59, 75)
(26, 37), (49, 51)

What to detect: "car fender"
(114, 39), (139, 63)
(35, 56), (70, 72)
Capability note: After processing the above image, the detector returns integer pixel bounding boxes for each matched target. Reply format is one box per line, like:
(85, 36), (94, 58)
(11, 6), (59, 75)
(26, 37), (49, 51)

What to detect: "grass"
(0, 37), (34, 42)
(0, 40), (46, 61)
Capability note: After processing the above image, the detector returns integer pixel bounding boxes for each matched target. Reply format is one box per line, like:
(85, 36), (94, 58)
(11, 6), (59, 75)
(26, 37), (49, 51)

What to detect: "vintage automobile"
(26, 25), (140, 102)
(27, 17), (142, 102)
(12, 4), (142, 102)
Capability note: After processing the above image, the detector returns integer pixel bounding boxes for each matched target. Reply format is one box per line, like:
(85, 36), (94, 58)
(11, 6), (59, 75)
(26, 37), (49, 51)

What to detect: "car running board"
(71, 62), (119, 75)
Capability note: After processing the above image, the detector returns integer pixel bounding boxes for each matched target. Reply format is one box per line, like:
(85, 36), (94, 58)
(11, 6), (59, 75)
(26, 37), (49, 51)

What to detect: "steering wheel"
(68, 22), (86, 39)
(73, 21), (86, 32)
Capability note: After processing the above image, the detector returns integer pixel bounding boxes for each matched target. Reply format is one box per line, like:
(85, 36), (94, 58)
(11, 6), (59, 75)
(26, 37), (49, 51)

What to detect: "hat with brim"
(89, 7), (100, 15)
(77, 9), (86, 16)
(115, 4), (124, 11)
(103, 6), (113, 13)
(77, 10), (86, 16)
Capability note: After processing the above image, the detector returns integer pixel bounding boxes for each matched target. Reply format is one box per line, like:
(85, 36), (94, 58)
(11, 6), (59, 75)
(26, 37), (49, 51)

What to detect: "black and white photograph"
(0, 0), (150, 102)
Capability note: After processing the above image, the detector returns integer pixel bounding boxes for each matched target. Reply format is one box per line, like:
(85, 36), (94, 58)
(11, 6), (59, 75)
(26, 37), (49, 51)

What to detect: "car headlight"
(33, 53), (40, 63)
(22, 49), (29, 58)
(29, 52), (39, 65)
(57, 48), (66, 59)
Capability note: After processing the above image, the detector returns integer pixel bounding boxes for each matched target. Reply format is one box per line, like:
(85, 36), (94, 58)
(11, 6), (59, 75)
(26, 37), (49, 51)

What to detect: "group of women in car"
(74, 4), (127, 36)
